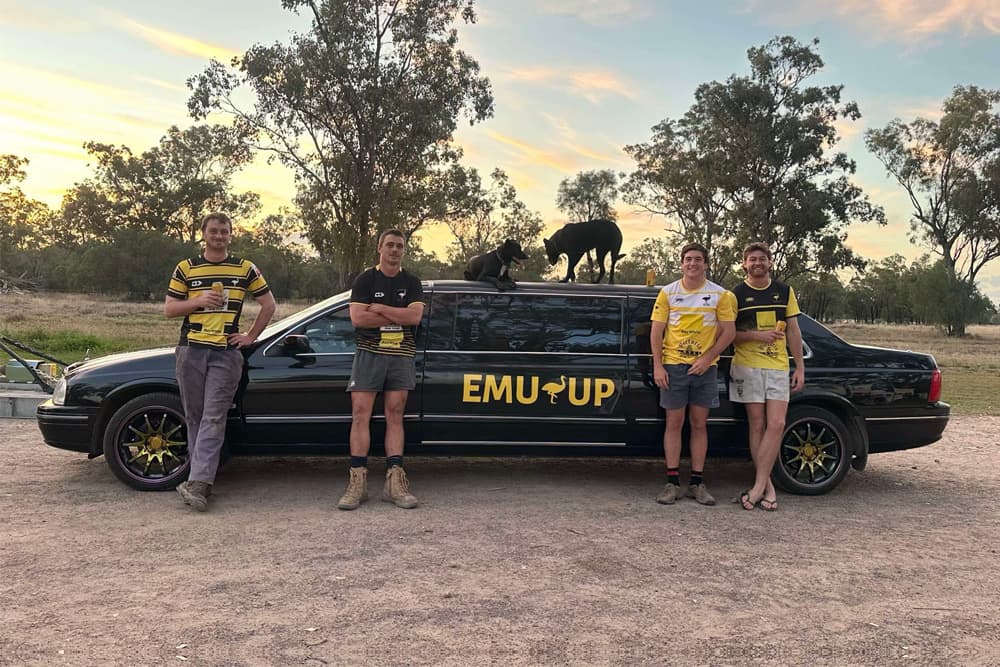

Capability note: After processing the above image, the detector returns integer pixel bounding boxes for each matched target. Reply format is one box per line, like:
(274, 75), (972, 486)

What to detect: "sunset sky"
(2, 0), (999, 298)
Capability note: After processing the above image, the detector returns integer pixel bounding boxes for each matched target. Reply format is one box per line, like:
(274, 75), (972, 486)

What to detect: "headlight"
(52, 378), (67, 406)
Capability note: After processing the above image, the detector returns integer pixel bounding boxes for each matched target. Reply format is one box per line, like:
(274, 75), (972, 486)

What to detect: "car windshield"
(258, 290), (351, 340)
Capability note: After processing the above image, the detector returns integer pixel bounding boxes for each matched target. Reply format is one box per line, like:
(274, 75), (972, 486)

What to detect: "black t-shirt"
(349, 266), (424, 357)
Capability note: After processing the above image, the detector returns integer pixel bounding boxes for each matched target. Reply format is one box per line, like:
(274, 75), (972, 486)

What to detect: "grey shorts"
(729, 364), (790, 403)
(347, 348), (416, 392)
(660, 364), (720, 410)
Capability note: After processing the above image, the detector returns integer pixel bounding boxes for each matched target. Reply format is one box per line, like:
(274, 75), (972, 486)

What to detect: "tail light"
(928, 369), (942, 403)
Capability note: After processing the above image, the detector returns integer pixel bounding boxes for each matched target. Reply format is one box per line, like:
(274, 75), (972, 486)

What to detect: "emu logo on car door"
(462, 374), (616, 407)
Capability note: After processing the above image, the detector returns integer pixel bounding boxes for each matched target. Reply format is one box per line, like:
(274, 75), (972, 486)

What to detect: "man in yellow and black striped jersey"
(165, 212), (276, 512)
(337, 229), (425, 511)
(729, 242), (805, 512)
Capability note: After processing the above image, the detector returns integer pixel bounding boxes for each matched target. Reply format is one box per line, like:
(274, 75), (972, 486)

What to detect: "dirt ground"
(1, 418), (998, 666)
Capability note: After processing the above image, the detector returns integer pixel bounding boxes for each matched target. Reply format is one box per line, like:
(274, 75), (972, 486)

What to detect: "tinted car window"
(294, 307), (355, 354)
(626, 297), (655, 355)
(445, 293), (622, 353)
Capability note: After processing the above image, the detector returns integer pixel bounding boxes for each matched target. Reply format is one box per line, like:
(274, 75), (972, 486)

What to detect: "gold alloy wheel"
(124, 413), (186, 475)
(783, 422), (838, 481)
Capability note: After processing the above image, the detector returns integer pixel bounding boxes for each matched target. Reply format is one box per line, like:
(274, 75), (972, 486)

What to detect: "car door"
(239, 300), (425, 449)
(421, 289), (628, 448)
(624, 293), (743, 454)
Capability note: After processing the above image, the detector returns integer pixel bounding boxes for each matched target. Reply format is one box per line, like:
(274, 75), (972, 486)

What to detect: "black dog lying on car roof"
(464, 238), (529, 290)
(543, 218), (625, 284)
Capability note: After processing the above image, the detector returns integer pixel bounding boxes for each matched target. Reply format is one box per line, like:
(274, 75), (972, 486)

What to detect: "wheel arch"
(89, 380), (180, 457)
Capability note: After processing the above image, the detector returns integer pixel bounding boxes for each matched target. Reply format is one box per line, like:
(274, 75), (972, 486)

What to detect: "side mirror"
(283, 334), (312, 354)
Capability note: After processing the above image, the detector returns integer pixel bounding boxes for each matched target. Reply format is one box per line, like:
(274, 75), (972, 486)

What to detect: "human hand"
(199, 291), (224, 309)
(653, 364), (669, 389)
(757, 330), (785, 344)
(688, 356), (712, 376)
(227, 333), (255, 349)
(790, 365), (805, 392)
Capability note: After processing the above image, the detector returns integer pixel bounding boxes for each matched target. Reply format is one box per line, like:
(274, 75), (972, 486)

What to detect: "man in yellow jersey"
(650, 242), (736, 505)
(337, 229), (425, 511)
(730, 242), (804, 511)
(165, 212), (276, 511)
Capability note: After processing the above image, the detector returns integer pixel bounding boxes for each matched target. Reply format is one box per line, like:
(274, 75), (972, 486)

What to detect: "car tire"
(103, 393), (190, 491)
(772, 405), (853, 495)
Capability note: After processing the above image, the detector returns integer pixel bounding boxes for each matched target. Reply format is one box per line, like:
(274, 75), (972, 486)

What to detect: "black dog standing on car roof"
(544, 218), (626, 284)
(464, 239), (529, 291)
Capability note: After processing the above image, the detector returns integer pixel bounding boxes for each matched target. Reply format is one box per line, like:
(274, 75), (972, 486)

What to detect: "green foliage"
(440, 167), (545, 271)
(623, 36), (885, 281)
(866, 85), (1000, 335)
(615, 237), (681, 285)
(0, 155), (56, 286)
(58, 125), (258, 244)
(188, 0), (494, 280)
(555, 170), (619, 222)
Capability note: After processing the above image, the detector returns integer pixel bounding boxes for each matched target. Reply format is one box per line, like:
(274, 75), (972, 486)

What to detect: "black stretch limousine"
(37, 281), (950, 494)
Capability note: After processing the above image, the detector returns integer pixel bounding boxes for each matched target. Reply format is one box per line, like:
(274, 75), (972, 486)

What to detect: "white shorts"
(729, 364), (789, 403)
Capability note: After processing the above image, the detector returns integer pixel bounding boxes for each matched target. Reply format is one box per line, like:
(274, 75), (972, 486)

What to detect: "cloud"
(101, 10), (240, 61)
(0, 2), (88, 31)
(536, 0), (654, 26)
(503, 66), (636, 103)
(133, 75), (188, 94)
(746, 0), (1000, 42)
(486, 130), (578, 173)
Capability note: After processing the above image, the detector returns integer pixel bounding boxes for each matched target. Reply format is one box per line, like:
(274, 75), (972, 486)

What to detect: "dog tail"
(614, 253), (626, 261)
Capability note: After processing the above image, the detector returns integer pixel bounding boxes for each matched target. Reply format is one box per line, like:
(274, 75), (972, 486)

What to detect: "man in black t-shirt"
(337, 229), (425, 511)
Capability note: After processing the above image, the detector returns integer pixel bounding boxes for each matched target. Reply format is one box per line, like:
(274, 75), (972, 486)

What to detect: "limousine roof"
(425, 280), (663, 298)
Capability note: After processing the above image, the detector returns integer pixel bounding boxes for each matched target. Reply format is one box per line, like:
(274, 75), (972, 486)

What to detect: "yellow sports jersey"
(732, 279), (801, 370)
(167, 255), (270, 348)
(651, 279), (737, 366)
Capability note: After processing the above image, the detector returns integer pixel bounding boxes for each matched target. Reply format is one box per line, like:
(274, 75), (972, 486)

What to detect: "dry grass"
(3, 294), (997, 414)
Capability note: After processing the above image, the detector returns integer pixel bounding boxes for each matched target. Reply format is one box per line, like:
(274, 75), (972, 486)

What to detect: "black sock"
(690, 471), (703, 487)
(350, 456), (368, 469)
(666, 468), (680, 487)
(387, 455), (404, 469)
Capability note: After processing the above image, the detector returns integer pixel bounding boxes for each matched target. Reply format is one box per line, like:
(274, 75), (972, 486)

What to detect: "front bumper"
(36, 400), (98, 454)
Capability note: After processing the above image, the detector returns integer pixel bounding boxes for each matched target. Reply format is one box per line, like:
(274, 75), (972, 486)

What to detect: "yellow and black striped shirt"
(167, 255), (270, 348)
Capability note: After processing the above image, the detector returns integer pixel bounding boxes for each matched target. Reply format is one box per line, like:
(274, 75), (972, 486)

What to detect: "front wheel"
(772, 405), (853, 495)
(102, 393), (190, 491)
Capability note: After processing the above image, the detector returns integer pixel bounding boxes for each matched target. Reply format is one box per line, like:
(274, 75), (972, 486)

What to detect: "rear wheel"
(103, 393), (190, 491)
(772, 405), (853, 495)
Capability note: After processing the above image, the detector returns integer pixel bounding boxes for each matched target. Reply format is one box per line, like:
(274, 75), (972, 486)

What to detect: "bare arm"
(786, 316), (805, 391)
(649, 320), (668, 388)
(164, 293), (221, 318)
(228, 292), (277, 348)
(369, 302), (424, 326)
(734, 328), (785, 345)
(349, 303), (393, 328)
(689, 320), (736, 375)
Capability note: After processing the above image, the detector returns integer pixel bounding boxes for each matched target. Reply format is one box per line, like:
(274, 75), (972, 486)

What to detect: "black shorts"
(347, 349), (416, 392)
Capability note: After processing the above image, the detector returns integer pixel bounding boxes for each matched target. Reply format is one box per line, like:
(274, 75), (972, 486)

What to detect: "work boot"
(383, 466), (418, 509)
(655, 483), (682, 505)
(686, 483), (717, 506)
(337, 467), (369, 510)
(177, 480), (211, 512)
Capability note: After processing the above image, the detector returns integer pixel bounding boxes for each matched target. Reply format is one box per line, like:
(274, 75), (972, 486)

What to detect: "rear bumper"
(865, 402), (950, 453)
(36, 400), (98, 454)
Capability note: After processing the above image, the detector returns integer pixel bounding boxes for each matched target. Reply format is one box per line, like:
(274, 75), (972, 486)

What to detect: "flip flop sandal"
(756, 498), (778, 512)
(735, 490), (756, 511)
